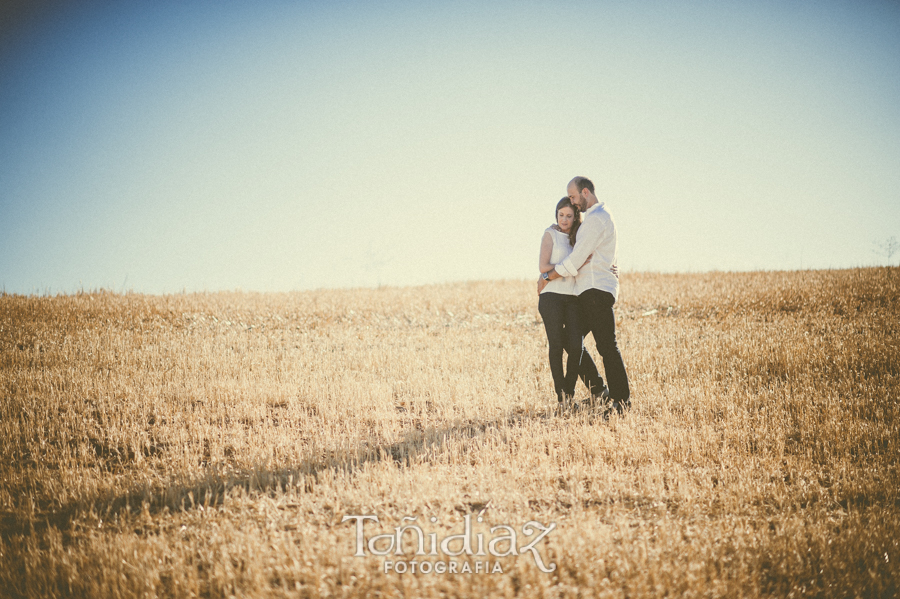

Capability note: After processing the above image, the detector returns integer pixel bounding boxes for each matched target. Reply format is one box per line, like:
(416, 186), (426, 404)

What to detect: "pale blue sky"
(2, 1), (899, 294)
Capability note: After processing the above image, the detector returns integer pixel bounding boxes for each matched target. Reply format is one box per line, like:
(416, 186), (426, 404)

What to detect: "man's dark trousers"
(578, 288), (630, 403)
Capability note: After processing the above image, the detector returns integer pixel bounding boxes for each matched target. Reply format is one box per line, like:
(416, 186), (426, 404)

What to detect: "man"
(537, 176), (631, 415)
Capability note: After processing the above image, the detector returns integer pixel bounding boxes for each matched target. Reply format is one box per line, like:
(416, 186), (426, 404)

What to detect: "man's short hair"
(573, 176), (594, 194)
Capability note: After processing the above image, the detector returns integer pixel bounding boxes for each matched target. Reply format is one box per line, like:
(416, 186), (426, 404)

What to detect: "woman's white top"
(541, 226), (576, 295)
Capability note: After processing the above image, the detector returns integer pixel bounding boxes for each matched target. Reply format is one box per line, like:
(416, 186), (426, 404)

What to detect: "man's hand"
(537, 274), (549, 295)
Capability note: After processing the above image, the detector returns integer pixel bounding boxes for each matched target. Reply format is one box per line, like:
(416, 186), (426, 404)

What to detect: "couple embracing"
(537, 176), (631, 416)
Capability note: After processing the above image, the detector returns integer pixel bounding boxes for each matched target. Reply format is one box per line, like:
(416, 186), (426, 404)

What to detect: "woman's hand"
(610, 264), (619, 279)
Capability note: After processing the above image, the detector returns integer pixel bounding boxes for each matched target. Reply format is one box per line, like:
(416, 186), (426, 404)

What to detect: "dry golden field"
(1, 268), (898, 598)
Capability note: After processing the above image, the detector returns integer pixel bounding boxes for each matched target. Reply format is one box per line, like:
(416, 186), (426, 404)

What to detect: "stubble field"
(1, 268), (898, 598)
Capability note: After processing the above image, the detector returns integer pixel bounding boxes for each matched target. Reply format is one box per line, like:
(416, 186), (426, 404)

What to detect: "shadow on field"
(2, 403), (595, 541)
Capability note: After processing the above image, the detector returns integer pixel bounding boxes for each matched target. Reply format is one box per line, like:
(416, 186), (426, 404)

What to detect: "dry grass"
(1, 268), (898, 598)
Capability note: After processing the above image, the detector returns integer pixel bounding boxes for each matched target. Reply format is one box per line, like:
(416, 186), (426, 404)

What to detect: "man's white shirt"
(554, 202), (620, 301)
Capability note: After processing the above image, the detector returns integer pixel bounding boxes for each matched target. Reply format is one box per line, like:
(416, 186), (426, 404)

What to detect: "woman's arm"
(539, 232), (555, 273)
(580, 254), (593, 270)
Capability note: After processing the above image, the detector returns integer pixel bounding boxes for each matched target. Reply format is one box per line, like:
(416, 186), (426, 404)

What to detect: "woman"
(538, 198), (601, 406)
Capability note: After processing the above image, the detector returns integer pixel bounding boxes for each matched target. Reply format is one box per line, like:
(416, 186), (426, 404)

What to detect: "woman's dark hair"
(555, 197), (581, 247)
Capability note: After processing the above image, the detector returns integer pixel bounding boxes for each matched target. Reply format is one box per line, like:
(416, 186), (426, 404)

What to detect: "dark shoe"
(599, 404), (613, 421)
(586, 386), (610, 410)
(557, 395), (576, 414)
(597, 397), (629, 421)
(610, 398), (630, 416)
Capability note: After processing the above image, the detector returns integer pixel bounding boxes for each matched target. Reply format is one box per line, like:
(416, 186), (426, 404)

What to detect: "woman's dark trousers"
(539, 292), (601, 402)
